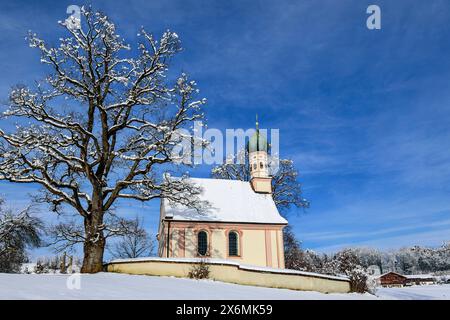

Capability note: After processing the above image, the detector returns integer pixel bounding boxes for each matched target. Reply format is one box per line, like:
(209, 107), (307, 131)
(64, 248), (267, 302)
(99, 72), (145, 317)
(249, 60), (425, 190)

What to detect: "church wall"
(277, 230), (285, 268)
(184, 227), (196, 258)
(159, 221), (286, 268)
(210, 229), (226, 259)
(270, 230), (278, 268)
(170, 229), (180, 258)
(157, 221), (167, 258)
(250, 177), (272, 193)
(242, 229), (267, 266)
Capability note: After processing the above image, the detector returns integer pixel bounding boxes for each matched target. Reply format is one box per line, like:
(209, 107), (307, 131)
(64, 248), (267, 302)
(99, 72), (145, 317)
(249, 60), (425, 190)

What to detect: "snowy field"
(0, 273), (449, 300)
(375, 284), (450, 300)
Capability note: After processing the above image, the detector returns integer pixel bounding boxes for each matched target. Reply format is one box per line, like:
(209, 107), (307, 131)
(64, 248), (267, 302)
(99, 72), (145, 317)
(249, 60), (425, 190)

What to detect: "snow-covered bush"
(320, 249), (371, 293)
(348, 267), (369, 293)
(34, 259), (50, 274)
(0, 200), (43, 273)
(188, 260), (210, 279)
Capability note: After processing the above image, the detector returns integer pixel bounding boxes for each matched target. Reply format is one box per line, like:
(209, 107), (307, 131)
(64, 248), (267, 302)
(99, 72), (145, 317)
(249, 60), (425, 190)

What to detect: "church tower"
(248, 116), (272, 194)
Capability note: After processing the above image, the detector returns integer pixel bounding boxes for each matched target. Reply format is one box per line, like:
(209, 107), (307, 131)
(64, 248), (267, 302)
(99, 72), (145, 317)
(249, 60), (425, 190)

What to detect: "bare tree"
(107, 216), (155, 259)
(48, 212), (139, 253)
(0, 8), (206, 272)
(211, 149), (251, 182)
(212, 155), (309, 214)
(271, 159), (310, 213)
(283, 225), (305, 270)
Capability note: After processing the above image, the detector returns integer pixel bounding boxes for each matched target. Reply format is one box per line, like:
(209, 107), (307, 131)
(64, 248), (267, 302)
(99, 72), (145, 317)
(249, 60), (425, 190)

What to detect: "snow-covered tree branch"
(0, 7), (206, 272)
(0, 199), (43, 273)
(107, 216), (156, 259)
(211, 153), (309, 214)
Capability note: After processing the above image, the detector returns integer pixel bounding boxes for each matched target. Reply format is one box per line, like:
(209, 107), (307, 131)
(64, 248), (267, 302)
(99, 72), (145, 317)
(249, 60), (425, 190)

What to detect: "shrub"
(34, 259), (50, 274)
(348, 267), (369, 293)
(188, 260), (210, 279)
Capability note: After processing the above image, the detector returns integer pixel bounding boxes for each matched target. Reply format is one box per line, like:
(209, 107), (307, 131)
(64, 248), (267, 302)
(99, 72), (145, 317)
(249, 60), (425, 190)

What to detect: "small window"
(229, 231), (239, 256)
(198, 231), (208, 256)
(260, 162), (264, 169)
(253, 163), (257, 170)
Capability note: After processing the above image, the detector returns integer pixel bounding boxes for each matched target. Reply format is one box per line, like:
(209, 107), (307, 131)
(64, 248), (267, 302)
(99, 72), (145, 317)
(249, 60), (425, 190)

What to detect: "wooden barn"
(405, 275), (436, 286)
(378, 272), (407, 287)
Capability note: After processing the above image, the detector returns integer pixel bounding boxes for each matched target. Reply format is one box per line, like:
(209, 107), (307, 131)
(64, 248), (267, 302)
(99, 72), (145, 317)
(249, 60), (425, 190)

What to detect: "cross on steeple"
(248, 116), (272, 193)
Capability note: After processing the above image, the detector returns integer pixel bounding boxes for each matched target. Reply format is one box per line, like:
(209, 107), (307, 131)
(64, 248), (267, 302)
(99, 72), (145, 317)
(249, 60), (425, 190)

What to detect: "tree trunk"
(81, 211), (106, 273)
(60, 252), (67, 274)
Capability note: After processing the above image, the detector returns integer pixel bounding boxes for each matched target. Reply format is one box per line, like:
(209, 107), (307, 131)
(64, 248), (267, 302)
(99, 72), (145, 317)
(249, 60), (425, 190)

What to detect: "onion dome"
(248, 115), (269, 153)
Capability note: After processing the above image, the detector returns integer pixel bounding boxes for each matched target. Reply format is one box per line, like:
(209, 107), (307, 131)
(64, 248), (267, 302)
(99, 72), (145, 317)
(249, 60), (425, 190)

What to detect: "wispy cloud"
(1, 0), (450, 256)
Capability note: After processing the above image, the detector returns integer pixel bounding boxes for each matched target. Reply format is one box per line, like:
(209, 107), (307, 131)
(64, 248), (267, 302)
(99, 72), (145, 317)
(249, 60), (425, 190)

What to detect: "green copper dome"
(247, 116), (269, 153)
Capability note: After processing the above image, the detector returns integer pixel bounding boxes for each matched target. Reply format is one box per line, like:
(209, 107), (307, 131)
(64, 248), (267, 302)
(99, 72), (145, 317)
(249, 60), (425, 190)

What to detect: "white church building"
(157, 122), (288, 268)
(108, 122), (351, 293)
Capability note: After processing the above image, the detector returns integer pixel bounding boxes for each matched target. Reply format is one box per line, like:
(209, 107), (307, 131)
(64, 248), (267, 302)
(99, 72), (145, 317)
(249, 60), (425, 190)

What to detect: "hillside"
(0, 273), (449, 300)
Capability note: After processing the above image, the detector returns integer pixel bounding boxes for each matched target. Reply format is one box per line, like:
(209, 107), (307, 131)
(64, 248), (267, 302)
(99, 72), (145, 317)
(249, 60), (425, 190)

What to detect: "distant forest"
(285, 228), (450, 276)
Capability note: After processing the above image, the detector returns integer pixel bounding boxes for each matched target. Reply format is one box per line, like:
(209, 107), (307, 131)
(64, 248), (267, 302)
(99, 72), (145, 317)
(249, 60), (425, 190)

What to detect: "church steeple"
(248, 115), (269, 154)
(248, 116), (272, 193)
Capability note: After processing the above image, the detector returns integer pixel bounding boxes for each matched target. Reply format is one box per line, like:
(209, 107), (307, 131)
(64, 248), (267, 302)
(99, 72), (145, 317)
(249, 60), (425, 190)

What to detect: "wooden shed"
(405, 275), (436, 286)
(378, 272), (407, 287)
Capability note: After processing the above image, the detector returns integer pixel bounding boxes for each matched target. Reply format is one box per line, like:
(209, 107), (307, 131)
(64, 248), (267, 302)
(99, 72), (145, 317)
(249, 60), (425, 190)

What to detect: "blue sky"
(0, 0), (450, 257)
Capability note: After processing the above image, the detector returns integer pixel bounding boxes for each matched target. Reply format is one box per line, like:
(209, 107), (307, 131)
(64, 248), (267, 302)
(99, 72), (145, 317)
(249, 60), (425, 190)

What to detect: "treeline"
(285, 226), (450, 276)
(0, 197), (154, 273)
(25, 254), (82, 274)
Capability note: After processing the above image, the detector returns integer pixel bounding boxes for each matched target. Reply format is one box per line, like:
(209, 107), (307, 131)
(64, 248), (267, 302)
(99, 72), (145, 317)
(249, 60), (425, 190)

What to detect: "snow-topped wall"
(106, 257), (351, 294)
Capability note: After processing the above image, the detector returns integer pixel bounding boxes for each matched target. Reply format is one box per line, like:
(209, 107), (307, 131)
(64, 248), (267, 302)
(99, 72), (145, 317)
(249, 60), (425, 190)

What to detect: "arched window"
(197, 231), (208, 256)
(228, 231), (239, 256)
(260, 162), (264, 169)
(253, 163), (257, 170)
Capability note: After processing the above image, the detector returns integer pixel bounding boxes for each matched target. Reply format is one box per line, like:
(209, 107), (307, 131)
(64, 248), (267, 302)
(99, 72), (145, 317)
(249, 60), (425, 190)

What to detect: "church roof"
(162, 178), (287, 224)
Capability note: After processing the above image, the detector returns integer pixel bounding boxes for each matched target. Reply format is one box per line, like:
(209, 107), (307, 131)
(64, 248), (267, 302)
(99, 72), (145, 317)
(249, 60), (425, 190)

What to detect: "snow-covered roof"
(379, 272), (407, 278)
(162, 178), (287, 224)
(378, 272), (436, 280)
(404, 274), (436, 279)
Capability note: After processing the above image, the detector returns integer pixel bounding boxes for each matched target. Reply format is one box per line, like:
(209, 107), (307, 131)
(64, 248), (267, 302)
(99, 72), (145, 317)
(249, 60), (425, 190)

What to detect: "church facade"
(157, 123), (287, 268)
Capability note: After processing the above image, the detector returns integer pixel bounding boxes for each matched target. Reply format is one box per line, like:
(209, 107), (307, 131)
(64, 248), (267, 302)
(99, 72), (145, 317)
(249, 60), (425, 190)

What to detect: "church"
(157, 123), (288, 268)
(110, 123), (350, 293)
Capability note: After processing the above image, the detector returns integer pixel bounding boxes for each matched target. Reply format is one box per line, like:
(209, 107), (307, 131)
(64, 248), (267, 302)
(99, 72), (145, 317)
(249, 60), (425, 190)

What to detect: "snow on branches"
(211, 154), (309, 213)
(0, 199), (43, 272)
(0, 8), (205, 214)
(0, 7), (206, 272)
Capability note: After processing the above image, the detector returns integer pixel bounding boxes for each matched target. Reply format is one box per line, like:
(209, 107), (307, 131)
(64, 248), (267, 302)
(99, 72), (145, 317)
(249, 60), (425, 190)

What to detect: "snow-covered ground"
(375, 284), (450, 300)
(0, 273), (449, 300)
